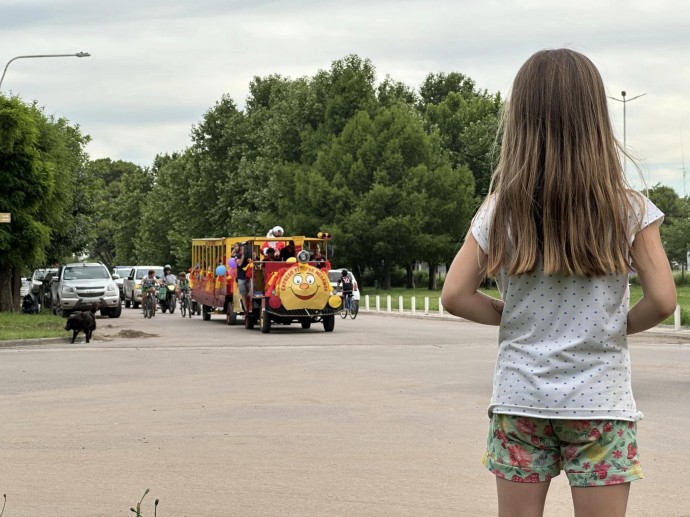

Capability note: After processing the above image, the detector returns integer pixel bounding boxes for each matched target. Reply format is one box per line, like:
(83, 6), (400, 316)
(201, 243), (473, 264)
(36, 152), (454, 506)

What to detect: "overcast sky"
(2, 0), (689, 195)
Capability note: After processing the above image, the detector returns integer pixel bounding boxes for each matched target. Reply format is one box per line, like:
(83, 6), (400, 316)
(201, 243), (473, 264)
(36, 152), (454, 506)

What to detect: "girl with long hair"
(441, 49), (676, 517)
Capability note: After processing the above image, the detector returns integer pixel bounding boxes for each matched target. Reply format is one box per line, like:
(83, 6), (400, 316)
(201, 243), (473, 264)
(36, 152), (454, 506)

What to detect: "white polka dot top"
(471, 193), (663, 422)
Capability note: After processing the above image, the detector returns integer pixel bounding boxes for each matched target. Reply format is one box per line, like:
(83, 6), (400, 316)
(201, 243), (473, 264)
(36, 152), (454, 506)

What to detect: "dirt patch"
(115, 329), (158, 339)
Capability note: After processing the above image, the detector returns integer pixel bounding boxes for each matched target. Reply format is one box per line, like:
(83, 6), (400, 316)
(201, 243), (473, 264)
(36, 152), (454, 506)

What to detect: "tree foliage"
(0, 96), (91, 311)
(9, 54), (690, 311)
(82, 56), (500, 285)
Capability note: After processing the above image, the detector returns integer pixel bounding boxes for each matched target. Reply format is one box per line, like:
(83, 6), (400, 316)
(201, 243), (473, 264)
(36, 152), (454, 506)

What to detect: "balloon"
(215, 265), (227, 276)
(227, 258), (237, 269)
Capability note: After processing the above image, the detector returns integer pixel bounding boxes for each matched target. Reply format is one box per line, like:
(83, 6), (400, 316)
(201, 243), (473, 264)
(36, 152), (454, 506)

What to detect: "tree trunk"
(0, 265), (16, 312)
(405, 264), (415, 289)
(12, 266), (21, 311)
(427, 263), (438, 290)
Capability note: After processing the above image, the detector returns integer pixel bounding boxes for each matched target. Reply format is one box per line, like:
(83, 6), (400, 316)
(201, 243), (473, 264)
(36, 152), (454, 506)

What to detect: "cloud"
(1, 0), (689, 193)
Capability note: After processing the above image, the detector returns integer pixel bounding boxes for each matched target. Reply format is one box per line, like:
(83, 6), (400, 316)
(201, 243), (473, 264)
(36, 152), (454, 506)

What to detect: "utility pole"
(608, 91), (646, 175)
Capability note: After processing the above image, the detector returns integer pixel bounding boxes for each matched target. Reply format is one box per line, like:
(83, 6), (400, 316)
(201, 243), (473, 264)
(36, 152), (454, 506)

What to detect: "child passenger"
(441, 48), (676, 517)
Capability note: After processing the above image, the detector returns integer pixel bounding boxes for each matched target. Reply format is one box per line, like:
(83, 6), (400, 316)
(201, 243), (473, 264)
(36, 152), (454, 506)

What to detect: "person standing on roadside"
(441, 48), (676, 517)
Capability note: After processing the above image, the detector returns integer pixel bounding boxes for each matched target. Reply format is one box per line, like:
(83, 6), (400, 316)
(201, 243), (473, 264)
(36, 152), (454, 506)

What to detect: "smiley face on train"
(278, 264), (330, 310)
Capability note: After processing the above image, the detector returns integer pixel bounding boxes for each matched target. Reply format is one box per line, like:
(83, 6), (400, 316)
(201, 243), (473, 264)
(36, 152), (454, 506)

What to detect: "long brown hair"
(486, 48), (641, 277)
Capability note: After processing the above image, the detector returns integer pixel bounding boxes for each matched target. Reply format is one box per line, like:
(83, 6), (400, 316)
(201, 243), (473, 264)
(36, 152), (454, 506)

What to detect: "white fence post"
(365, 295), (370, 311)
(386, 295), (392, 312)
(424, 297), (429, 315)
(411, 296), (416, 315)
(376, 295), (380, 312)
(438, 297), (443, 316)
(399, 296), (404, 313)
(674, 304), (681, 331)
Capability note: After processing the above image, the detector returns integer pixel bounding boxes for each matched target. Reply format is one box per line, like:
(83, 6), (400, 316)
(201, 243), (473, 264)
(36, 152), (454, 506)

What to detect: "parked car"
(20, 277), (31, 298)
(327, 269), (361, 301)
(111, 266), (133, 301)
(51, 262), (122, 317)
(40, 270), (59, 310)
(30, 268), (58, 297)
(123, 266), (164, 309)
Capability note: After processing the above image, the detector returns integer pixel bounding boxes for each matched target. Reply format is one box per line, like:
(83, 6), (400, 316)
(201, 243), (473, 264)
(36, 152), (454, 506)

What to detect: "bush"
(630, 271), (690, 287)
(413, 270), (429, 287)
(674, 271), (690, 286)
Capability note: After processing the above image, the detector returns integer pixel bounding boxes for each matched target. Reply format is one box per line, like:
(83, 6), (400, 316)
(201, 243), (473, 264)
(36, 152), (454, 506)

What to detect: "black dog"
(64, 310), (97, 343)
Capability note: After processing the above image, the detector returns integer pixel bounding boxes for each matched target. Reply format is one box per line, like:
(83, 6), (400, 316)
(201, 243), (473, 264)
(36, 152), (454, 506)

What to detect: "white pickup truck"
(51, 262), (122, 317)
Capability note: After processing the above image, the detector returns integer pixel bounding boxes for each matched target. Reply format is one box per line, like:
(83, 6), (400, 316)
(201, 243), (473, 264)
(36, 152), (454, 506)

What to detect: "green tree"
(0, 96), (90, 311)
(661, 217), (690, 278)
(0, 96), (51, 310)
(31, 109), (94, 264)
(647, 183), (688, 220)
(114, 162), (153, 265)
(419, 72), (501, 196)
(87, 158), (143, 267)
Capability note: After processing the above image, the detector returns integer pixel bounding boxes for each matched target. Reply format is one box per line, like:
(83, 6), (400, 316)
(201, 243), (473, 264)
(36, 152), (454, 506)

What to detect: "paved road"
(0, 307), (688, 516)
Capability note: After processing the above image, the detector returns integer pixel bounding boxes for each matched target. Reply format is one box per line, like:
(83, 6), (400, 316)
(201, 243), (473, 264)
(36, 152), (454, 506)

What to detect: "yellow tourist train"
(190, 233), (342, 332)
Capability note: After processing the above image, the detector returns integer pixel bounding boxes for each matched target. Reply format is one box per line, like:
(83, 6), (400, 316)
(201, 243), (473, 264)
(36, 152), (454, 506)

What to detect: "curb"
(0, 336), (70, 348)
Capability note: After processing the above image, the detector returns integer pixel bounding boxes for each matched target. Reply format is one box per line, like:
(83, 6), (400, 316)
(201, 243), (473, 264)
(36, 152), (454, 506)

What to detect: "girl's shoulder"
(624, 189), (664, 234)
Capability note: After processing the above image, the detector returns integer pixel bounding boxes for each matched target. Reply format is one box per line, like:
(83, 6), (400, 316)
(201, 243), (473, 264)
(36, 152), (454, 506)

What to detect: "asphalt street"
(0, 306), (688, 516)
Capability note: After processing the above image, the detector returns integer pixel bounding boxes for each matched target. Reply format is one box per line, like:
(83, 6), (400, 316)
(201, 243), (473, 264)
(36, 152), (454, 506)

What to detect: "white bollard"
(386, 295), (392, 312)
(411, 296), (416, 315)
(365, 295), (370, 311)
(376, 295), (380, 312)
(438, 297), (443, 316)
(399, 295), (404, 313)
(674, 304), (681, 331)
(424, 297), (429, 315)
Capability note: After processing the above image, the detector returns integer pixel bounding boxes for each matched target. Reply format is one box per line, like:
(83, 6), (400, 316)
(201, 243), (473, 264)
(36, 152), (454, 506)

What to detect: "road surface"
(0, 306), (688, 516)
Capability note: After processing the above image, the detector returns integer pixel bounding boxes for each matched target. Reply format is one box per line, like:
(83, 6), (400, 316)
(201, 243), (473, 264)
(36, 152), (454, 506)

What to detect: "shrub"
(413, 270), (429, 287)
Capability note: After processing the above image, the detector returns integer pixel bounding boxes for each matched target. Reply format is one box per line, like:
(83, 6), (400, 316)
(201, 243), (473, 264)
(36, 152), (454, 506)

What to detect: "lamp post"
(608, 90), (646, 174)
(0, 52), (91, 90)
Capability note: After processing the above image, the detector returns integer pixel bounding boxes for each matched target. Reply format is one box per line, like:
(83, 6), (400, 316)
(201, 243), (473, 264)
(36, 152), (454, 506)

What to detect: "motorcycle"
(157, 283), (177, 314)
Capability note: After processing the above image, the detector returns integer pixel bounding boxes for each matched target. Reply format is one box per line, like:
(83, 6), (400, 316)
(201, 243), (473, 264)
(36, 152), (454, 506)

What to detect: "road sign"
(0, 213), (10, 223)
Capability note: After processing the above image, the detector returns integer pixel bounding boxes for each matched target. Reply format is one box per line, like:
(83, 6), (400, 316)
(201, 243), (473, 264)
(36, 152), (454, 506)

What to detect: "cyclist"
(176, 271), (189, 297)
(175, 271), (192, 310)
(337, 269), (354, 311)
(140, 269), (159, 315)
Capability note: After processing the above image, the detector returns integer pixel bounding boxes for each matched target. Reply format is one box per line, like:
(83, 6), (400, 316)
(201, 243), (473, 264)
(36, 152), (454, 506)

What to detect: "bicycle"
(142, 287), (156, 318)
(340, 292), (357, 319)
(179, 290), (192, 318)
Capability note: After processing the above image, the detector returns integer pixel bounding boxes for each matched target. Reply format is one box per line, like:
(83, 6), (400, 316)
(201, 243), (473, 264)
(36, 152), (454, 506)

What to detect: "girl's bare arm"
(627, 221), (677, 334)
(441, 232), (503, 325)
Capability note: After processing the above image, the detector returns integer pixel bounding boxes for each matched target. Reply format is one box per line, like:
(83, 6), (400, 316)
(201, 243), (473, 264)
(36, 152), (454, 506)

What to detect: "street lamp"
(608, 90), (646, 174)
(0, 52), (91, 90)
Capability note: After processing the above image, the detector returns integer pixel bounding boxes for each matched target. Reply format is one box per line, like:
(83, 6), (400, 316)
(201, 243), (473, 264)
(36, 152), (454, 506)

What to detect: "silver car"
(53, 262), (122, 317)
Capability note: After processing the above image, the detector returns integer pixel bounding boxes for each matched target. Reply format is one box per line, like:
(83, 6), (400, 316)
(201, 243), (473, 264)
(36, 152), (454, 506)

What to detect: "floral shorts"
(482, 414), (643, 487)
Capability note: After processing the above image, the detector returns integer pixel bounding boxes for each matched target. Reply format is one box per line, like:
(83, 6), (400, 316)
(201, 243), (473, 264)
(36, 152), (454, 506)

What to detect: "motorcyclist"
(162, 265), (176, 285)
(160, 265), (178, 312)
